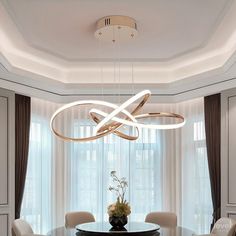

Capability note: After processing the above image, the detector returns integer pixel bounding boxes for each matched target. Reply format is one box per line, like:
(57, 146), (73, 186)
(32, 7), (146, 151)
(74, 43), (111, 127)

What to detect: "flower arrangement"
(107, 171), (131, 218)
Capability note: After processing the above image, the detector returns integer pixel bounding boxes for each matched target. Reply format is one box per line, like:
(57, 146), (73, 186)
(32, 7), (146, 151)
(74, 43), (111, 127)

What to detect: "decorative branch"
(107, 171), (131, 217)
(109, 171), (128, 203)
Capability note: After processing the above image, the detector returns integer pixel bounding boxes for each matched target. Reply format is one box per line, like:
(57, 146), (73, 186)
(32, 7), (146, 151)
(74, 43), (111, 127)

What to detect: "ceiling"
(0, 0), (236, 102)
(0, 0), (231, 61)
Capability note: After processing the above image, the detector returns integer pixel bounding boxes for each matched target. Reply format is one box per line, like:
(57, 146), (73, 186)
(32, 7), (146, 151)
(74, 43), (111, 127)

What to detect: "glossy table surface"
(47, 222), (195, 236)
(77, 222), (159, 234)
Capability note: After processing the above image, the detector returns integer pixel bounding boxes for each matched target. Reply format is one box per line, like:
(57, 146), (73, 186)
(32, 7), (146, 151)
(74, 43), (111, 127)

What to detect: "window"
(21, 120), (53, 233)
(21, 98), (212, 234)
(193, 121), (212, 233)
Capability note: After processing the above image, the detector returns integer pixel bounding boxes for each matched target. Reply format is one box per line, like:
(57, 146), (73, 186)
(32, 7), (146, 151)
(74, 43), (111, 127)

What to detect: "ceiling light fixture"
(50, 16), (186, 142)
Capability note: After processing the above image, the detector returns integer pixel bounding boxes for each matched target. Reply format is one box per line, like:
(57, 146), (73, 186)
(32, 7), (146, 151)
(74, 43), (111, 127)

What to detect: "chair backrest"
(145, 212), (177, 228)
(65, 211), (95, 228)
(23, 235), (46, 236)
(211, 217), (236, 236)
(12, 219), (34, 236)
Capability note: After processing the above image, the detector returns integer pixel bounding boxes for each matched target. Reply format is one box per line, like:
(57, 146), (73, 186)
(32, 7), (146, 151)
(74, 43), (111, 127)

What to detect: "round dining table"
(47, 222), (195, 236)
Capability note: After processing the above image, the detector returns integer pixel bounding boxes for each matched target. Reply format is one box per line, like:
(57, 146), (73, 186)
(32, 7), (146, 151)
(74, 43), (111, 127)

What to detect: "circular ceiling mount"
(94, 15), (138, 43)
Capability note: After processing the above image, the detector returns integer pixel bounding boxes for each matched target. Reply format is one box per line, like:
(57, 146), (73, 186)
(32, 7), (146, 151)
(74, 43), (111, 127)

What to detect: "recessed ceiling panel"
(1, 0), (232, 61)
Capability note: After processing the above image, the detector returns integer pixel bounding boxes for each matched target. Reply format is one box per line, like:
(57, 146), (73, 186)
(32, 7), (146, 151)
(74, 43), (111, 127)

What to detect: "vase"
(109, 215), (128, 228)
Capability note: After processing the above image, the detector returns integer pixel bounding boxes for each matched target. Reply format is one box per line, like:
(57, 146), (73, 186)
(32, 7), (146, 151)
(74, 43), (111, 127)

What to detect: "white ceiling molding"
(1, 59), (236, 104)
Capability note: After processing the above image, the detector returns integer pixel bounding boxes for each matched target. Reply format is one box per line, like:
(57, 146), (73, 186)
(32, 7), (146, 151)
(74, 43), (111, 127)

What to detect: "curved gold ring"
(50, 100), (136, 142)
(90, 112), (139, 141)
(95, 90), (150, 135)
(134, 112), (185, 129)
(90, 90), (150, 140)
(91, 109), (185, 131)
(135, 112), (184, 119)
(50, 90), (186, 142)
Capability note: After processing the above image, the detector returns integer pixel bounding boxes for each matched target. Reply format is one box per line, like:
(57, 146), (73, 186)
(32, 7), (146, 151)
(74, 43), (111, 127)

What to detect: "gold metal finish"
(94, 15), (138, 42)
(50, 92), (185, 142)
(95, 92), (150, 134)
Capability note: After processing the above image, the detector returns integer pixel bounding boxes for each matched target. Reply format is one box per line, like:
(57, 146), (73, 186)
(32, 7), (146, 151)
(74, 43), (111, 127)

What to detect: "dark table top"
(47, 222), (195, 236)
(77, 222), (159, 235)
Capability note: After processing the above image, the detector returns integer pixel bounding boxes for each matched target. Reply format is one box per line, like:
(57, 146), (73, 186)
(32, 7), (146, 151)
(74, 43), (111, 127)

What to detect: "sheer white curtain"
(21, 97), (212, 234)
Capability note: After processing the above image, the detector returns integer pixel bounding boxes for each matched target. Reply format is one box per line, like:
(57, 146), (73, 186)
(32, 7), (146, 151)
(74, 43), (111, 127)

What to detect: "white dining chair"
(12, 219), (34, 236)
(12, 219), (46, 236)
(65, 211), (95, 228)
(194, 217), (236, 236)
(23, 235), (46, 236)
(145, 211), (177, 227)
(211, 217), (236, 236)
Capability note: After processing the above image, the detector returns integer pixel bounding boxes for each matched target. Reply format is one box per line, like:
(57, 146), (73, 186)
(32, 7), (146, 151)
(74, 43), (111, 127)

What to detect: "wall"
(221, 88), (236, 220)
(0, 88), (15, 236)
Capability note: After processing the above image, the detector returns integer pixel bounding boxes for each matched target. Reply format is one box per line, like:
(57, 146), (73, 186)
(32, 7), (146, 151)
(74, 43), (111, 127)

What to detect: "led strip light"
(50, 90), (185, 142)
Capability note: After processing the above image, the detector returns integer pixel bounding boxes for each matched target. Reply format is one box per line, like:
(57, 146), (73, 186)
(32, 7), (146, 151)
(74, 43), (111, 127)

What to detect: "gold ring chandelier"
(50, 16), (186, 142)
(50, 90), (185, 142)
